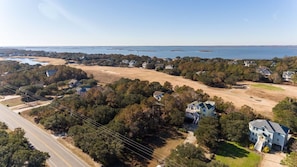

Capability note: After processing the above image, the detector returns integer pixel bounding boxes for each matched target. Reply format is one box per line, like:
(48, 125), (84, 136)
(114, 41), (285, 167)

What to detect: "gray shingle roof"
(250, 119), (290, 135)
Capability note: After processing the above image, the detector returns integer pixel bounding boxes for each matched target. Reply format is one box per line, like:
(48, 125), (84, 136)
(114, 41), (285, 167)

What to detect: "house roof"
(250, 119), (290, 135)
(153, 91), (164, 97)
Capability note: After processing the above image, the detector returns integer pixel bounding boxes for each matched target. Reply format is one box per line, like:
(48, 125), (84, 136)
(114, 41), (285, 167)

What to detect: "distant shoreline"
(2, 46), (297, 59)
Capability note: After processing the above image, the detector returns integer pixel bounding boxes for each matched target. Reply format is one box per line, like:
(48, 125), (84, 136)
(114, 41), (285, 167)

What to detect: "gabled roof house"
(185, 101), (216, 124)
(153, 91), (164, 101)
(249, 119), (290, 152)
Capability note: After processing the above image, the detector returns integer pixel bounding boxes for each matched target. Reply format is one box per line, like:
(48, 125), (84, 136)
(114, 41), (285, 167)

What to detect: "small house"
(165, 65), (173, 70)
(282, 71), (295, 82)
(153, 91), (164, 101)
(45, 70), (57, 77)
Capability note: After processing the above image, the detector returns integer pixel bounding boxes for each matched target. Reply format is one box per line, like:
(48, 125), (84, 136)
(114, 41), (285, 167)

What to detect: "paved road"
(0, 104), (89, 167)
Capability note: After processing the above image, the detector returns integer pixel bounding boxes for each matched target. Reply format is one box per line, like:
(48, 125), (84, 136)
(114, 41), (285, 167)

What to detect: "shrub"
(262, 146), (270, 153)
(249, 143), (255, 150)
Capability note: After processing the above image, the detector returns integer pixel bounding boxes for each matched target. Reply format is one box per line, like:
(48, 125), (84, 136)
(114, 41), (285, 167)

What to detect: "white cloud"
(38, 0), (96, 33)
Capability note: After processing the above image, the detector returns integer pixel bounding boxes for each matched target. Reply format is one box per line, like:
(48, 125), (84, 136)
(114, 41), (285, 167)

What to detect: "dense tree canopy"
(195, 117), (219, 151)
(0, 126), (49, 167)
(220, 109), (255, 143)
(273, 97), (297, 132)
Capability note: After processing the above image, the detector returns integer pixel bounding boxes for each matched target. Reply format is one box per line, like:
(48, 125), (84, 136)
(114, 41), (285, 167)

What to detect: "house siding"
(249, 120), (289, 151)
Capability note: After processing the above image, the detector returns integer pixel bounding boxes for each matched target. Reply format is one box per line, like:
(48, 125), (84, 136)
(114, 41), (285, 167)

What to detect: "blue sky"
(0, 0), (297, 46)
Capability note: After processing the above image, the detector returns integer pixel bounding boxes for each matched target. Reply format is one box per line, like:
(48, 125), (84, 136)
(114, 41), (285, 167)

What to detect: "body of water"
(17, 46), (297, 59)
(4, 57), (48, 65)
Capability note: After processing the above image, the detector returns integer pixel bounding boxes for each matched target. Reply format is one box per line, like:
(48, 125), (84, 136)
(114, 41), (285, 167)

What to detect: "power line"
(1, 84), (185, 167)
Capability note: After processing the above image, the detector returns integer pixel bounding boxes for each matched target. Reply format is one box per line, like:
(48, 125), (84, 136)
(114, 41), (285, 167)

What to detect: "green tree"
(165, 143), (208, 167)
(220, 112), (253, 143)
(273, 98), (297, 132)
(194, 117), (219, 151)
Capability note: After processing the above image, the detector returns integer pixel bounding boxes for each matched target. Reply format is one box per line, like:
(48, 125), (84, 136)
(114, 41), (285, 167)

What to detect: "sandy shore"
(5, 56), (297, 118)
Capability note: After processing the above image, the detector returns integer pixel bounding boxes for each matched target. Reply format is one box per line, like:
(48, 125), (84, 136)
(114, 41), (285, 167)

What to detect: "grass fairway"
(215, 141), (261, 167)
(252, 83), (284, 91)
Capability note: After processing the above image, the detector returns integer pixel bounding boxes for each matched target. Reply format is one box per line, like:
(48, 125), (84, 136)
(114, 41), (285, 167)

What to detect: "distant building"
(228, 60), (238, 65)
(282, 71), (296, 82)
(76, 86), (91, 95)
(249, 119), (290, 152)
(256, 66), (272, 78)
(129, 60), (137, 67)
(165, 65), (174, 70)
(153, 91), (164, 101)
(122, 59), (129, 64)
(45, 70), (57, 77)
(155, 63), (164, 71)
(142, 62), (148, 69)
(244, 61), (257, 67)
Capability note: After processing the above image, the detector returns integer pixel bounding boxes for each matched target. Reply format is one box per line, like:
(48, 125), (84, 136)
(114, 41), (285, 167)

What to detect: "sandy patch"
(29, 56), (66, 65)
(259, 151), (286, 167)
(0, 95), (21, 102)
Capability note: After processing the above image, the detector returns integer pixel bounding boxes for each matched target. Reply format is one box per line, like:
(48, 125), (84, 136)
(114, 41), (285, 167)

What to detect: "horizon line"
(2, 44), (297, 47)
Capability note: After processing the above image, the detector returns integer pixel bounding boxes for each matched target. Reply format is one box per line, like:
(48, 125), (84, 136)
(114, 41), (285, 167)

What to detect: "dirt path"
(259, 151), (286, 167)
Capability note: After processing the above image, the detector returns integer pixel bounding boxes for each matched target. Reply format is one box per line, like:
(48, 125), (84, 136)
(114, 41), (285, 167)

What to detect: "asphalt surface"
(0, 104), (89, 167)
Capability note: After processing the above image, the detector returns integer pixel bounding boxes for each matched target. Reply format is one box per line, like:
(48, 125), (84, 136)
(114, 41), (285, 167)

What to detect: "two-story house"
(249, 119), (290, 152)
(282, 71), (296, 82)
(185, 101), (216, 124)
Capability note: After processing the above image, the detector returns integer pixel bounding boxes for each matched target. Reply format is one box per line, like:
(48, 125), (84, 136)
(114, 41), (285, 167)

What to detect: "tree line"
(5, 48), (297, 88)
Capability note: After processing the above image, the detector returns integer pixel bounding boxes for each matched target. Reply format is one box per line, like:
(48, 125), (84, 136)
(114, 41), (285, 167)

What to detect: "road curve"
(0, 104), (89, 167)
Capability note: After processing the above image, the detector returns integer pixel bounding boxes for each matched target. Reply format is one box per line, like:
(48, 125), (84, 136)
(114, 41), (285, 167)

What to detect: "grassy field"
(251, 83), (284, 91)
(0, 97), (24, 107)
(215, 141), (261, 167)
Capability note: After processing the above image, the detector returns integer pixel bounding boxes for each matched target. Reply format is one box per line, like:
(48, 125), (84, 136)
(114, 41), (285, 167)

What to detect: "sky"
(0, 0), (297, 46)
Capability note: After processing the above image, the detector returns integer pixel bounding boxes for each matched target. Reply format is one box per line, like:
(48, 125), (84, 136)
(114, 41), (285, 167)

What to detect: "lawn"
(215, 141), (261, 167)
(251, 83), (284, 91)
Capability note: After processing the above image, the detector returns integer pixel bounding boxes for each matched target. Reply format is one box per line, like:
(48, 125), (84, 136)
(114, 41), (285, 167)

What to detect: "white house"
(153, 91), (164, 101)
(142, 62), (148, 69)
(185, 101), (216, 124)
(244, 61), (257, 67)
(282, 71), (295, 82)
(128, 60), (137, 67)
(165, 65), (174, 70)
(249, 119), (290, 152)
